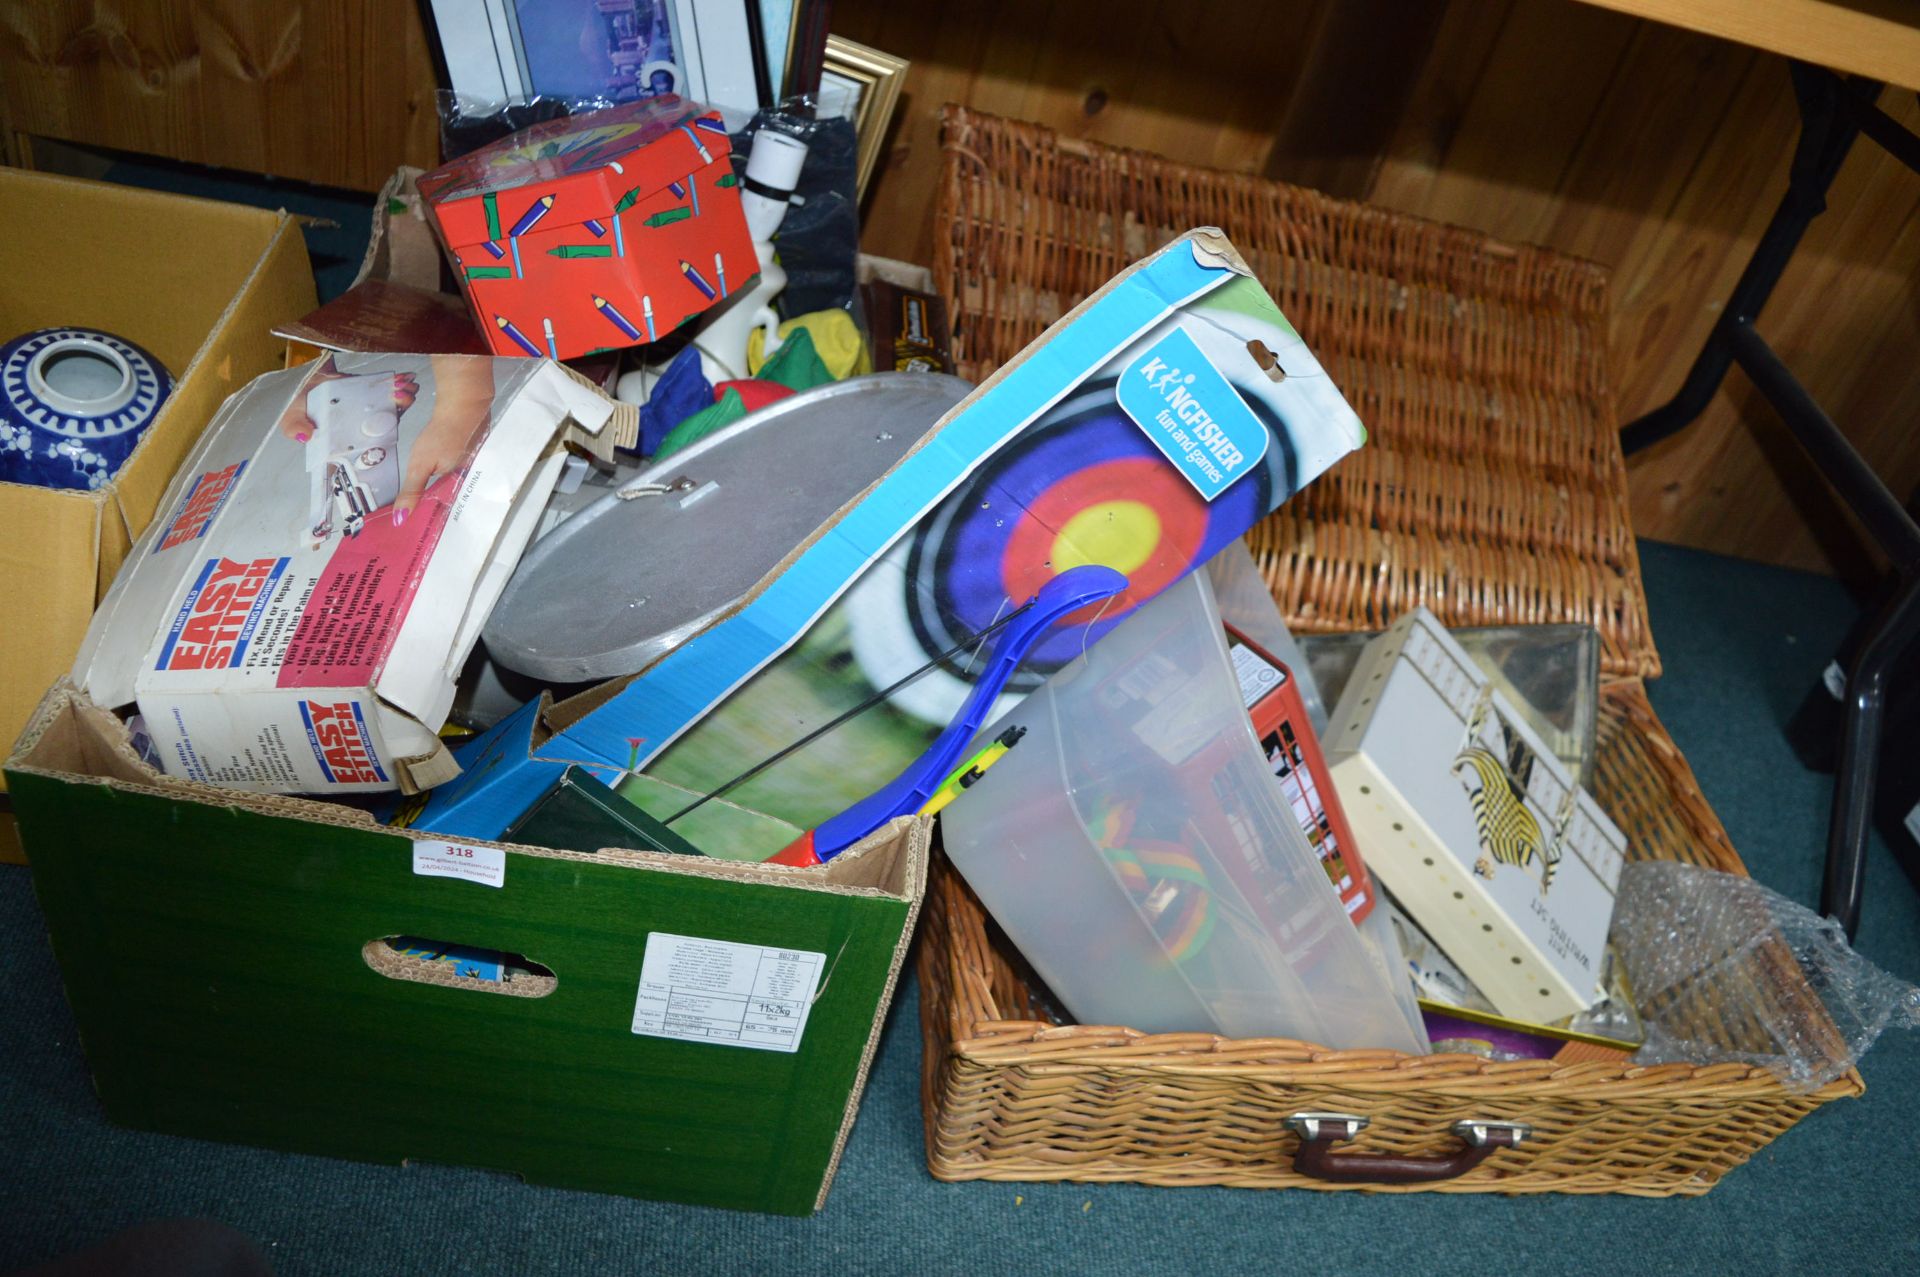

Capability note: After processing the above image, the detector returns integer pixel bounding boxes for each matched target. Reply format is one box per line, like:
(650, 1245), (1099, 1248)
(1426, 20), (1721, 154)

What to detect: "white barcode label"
(632, 933), (824, 1053)
(1903, 801), (1920, 849)
(411, 839), (506, 888)
(1228, 640), (1284, 709)
(1824, 660), (1847, 700)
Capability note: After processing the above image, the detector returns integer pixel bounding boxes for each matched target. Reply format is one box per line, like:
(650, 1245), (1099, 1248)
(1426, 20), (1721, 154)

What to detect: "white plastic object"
(941, 570), (1430, 1052)
(740, 127), (808, 243)
(617, 125), (807, 393)
(552, 451), (590, 496)
(689, 124), (803, 383)
(614, 365), (652, 407)
(690, 242), (783, 383)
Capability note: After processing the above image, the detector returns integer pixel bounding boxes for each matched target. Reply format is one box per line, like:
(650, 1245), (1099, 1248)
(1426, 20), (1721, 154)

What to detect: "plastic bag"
(730, 105), (860, 317)
(435, 92), (622, 162)
(1613, 861), (1920, 1091)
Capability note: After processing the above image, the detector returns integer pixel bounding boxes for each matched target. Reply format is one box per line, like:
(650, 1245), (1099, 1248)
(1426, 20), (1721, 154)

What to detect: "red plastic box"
(418, 99), (756, 362)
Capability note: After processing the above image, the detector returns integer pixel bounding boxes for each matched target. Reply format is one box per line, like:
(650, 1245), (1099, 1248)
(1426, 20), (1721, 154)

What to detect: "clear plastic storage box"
(942, 569), (1427, 1052)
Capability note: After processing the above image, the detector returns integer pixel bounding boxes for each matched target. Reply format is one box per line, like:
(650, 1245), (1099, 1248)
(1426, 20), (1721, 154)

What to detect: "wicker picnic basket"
(917, 105), (1862, 1196)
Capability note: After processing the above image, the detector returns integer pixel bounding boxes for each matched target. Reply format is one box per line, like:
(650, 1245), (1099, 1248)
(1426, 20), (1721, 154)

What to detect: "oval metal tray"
(484, 372), (971, 683)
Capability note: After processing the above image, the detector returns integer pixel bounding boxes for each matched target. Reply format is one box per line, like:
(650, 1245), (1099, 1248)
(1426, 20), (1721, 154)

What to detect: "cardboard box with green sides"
(7, 682), (927, 1215)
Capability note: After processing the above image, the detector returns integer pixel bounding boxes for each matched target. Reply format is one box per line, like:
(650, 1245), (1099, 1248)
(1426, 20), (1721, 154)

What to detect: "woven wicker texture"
(920, 683), (1863, 1195)
(919, 106), (1859, 1195)
(934, 105), (1657, 681)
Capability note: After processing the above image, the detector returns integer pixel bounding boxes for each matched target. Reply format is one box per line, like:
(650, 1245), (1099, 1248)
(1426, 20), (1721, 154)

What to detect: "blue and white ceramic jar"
(0, 327), (172, 490)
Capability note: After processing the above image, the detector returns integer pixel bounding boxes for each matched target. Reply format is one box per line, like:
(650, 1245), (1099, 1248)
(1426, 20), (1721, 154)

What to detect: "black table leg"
(1730, 320), (1920, 936)
(1825, 578), (1920, 934)
(1621, 64), (1862, 455)
(1617, 65), (1920, 937)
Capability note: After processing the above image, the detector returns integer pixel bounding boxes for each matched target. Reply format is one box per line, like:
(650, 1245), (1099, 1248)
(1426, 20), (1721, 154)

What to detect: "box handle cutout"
(363, 936), (556, 999)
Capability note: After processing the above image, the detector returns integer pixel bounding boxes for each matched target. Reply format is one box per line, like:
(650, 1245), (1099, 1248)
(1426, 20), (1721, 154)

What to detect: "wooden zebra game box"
(1323, 609), (1626, 1021)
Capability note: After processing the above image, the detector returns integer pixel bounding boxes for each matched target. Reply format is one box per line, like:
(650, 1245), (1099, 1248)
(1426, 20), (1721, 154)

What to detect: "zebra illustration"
(1452, 686), (1573, 895)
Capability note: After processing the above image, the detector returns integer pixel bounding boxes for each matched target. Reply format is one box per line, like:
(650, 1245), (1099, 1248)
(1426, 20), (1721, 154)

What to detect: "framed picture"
(668, 0), (761, 125)
(818, 35), (908, 201)
(758, 0), (798, 101)
(426, 1), (772, 127)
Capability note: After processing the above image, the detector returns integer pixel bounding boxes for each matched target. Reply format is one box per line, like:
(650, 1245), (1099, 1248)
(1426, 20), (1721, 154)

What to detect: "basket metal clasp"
(1451, 1119), (1533, 1148)
(1283, 1112), (1368, 1143)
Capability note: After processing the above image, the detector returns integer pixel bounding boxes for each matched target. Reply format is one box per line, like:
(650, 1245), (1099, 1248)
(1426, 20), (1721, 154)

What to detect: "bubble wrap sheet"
(1615, 862), (1920, 1091)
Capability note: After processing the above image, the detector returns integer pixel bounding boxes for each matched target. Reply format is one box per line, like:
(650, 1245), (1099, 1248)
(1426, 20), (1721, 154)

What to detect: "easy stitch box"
(418, 98), (756, 361)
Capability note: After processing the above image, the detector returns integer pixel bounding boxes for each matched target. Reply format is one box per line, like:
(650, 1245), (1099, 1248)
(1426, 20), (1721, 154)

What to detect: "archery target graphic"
(849, 355), (1300, 726)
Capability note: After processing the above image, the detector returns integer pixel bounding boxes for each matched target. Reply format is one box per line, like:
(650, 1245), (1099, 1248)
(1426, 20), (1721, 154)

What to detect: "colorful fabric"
(653, 387), (748, 460)
(754, 327), (835, 394)
(635, 345), (711, 456)
(714, 379), (796, 413)
(748, 308), (871, 381)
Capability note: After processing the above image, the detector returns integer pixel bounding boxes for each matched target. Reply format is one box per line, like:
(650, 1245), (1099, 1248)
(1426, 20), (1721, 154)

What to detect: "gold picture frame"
(819, 35), (908, 201)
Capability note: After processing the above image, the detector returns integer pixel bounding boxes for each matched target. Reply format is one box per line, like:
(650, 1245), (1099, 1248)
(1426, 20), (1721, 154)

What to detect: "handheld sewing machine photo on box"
(68, 354), (615, 793)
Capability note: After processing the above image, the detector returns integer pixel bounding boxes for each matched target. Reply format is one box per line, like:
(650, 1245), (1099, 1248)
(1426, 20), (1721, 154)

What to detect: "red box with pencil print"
(418, 98), (756, 361)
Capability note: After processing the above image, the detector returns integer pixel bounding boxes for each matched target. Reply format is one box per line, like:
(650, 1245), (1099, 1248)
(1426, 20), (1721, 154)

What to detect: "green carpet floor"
(3, 540), (1916, 1275)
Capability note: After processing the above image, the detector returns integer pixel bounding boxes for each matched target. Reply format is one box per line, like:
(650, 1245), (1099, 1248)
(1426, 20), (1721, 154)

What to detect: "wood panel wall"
(3, 0), (1914, 576)
(837, 0), (1920, 580)
(0, 0), (438, 191)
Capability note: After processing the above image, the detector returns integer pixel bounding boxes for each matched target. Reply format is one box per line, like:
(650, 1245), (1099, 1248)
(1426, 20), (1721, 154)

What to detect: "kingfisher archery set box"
(1323, 608), (1627, 1022)
(417, 98), (757, 362)
(408, 228), (1369, 848)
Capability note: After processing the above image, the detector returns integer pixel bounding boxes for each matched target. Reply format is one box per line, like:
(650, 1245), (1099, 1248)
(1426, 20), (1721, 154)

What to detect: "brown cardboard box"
(0, 168), (317, 813)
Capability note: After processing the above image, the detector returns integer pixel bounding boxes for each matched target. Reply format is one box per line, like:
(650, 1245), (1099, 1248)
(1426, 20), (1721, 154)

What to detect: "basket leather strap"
(1285, 1113), (1529, 1185)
